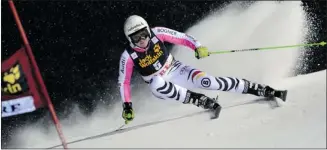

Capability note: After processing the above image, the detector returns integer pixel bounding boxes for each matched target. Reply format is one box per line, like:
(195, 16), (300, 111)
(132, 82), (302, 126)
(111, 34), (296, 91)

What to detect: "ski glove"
(122, 102), (134, 124)
(195, 46), (210, 59)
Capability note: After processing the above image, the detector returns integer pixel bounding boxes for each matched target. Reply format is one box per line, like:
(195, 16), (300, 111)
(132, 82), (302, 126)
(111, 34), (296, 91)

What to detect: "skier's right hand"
(122, 102), (134, 124)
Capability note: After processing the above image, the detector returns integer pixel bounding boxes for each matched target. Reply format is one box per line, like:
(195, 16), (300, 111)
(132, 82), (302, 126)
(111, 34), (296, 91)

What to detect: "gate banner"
(2, 47), (46, 117)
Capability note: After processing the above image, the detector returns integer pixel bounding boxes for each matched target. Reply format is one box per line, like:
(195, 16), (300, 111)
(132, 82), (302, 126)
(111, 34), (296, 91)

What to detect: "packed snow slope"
(68, 70), (327, 148)
(10, 1), (326, 149)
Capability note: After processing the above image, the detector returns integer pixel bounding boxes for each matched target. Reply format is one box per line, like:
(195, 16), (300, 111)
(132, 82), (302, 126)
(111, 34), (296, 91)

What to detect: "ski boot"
(244, 80), (288, 102)
(184, 90), (222, 119)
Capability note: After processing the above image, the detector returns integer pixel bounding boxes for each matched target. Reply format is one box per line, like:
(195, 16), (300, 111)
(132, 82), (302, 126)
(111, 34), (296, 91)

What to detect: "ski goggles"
(129, 28), (150, 43)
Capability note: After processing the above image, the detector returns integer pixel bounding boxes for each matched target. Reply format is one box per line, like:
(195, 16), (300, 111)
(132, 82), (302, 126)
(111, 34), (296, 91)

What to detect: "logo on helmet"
(128, 22), (144, 32)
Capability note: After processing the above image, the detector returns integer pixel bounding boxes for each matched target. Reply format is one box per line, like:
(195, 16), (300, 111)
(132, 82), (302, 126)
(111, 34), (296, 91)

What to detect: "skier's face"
(130, 28), (150, 48)
(135, 37), (150, 48)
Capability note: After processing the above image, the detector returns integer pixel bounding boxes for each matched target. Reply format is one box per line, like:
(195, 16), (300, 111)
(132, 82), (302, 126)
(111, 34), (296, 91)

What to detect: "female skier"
(118, 15), (287, 122)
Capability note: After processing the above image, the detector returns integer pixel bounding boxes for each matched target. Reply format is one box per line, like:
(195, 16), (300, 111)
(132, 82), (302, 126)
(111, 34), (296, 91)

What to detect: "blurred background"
(1, 0), (326, 148)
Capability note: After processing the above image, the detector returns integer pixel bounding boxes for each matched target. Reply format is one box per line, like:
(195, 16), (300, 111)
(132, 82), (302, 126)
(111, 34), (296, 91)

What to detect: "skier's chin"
(139, 44), (148, 49)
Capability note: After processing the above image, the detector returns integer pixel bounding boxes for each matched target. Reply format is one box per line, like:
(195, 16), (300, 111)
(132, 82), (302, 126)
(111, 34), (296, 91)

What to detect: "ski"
(276, 90), (288, 102)
(209, 94), (221, 120)
(209, 90), (288, 119)
(210, 103), (222, 119)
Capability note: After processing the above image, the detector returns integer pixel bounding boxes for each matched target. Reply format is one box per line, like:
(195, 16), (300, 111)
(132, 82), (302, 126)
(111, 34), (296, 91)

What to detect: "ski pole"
(208, 41), (326, 55)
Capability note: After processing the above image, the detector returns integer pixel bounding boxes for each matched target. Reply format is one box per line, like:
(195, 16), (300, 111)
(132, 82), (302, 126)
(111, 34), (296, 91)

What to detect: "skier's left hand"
(122, 102), (134, 124)
(195, 46), (209, 59)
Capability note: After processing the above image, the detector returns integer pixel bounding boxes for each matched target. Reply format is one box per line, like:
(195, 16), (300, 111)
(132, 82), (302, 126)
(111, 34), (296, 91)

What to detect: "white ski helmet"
(123, 15), (151, 44)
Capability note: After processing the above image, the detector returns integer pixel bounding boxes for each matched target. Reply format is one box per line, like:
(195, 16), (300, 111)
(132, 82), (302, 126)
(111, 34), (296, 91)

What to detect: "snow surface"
(9, 1), (326, 149)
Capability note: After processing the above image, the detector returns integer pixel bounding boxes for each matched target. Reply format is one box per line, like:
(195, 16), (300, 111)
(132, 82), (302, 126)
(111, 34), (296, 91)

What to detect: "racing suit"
(118, 27), (252, 105)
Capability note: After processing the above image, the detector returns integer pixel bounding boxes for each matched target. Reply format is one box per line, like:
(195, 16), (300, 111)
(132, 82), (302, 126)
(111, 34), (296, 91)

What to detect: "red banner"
(2, 47), (46, 117)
